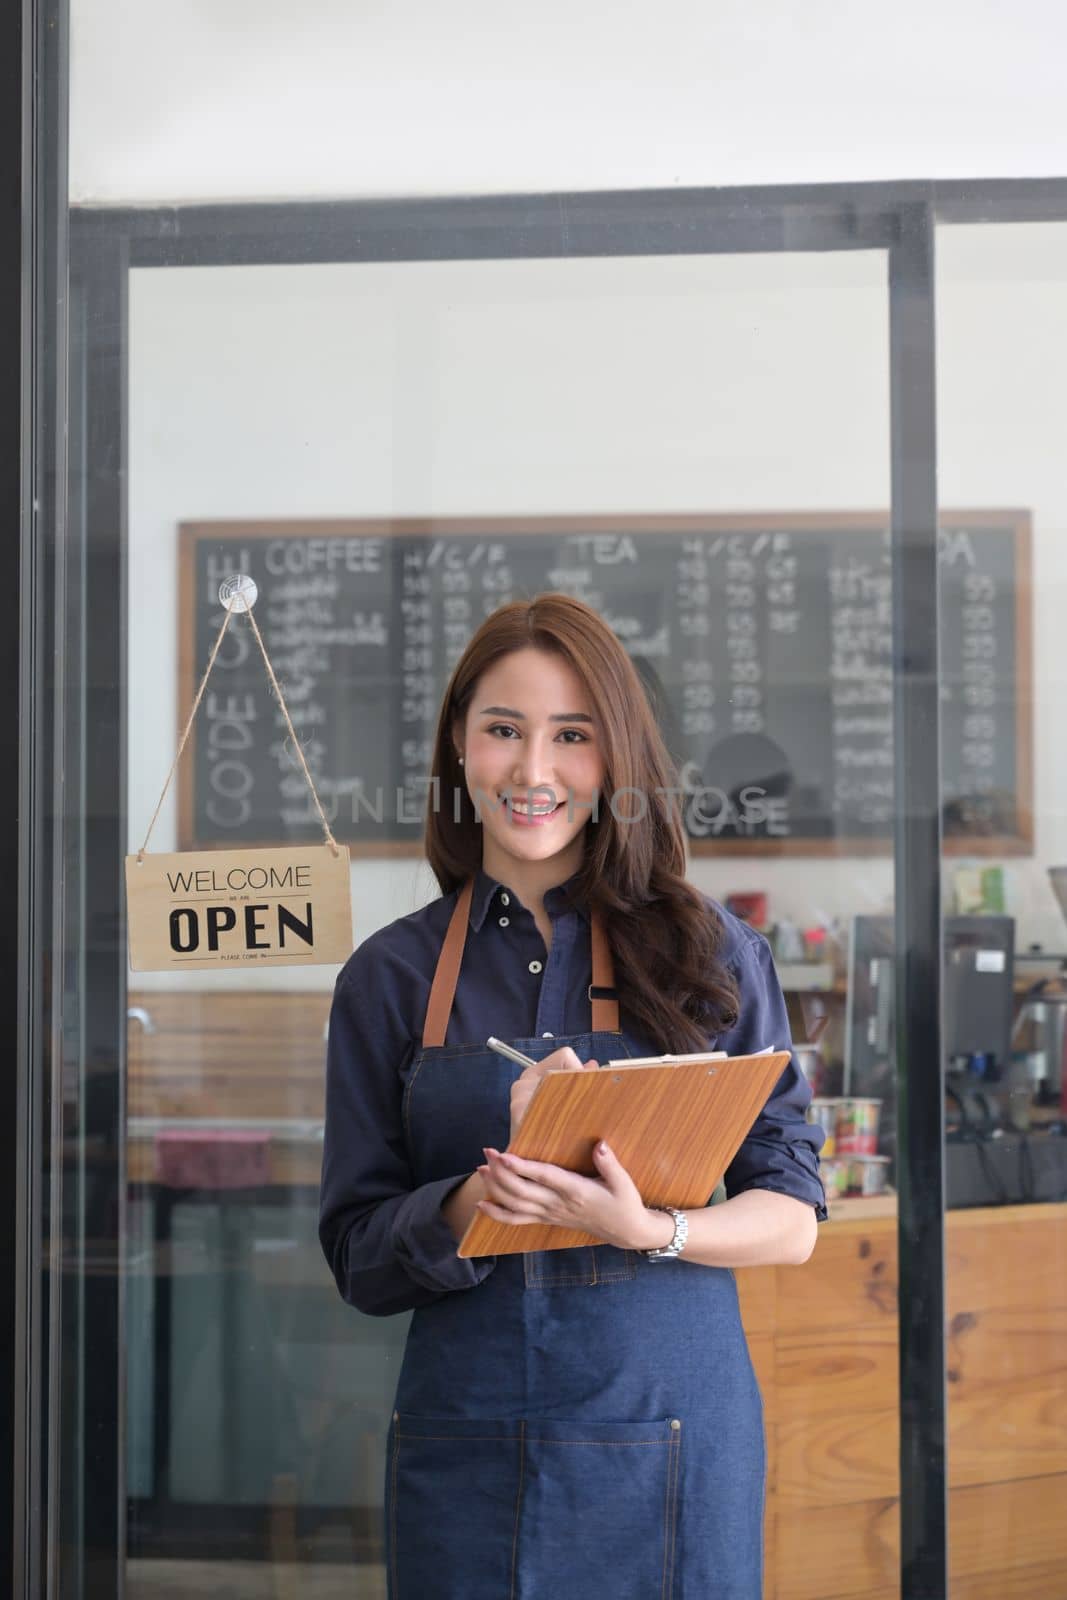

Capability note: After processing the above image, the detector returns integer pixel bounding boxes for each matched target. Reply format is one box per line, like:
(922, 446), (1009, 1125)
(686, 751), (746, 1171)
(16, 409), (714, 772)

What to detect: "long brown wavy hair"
(424, 593), (739, 1051)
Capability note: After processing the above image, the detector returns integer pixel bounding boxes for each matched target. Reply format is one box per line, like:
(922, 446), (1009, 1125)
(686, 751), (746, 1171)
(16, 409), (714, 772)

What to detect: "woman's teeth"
(506, 798), (562, 818)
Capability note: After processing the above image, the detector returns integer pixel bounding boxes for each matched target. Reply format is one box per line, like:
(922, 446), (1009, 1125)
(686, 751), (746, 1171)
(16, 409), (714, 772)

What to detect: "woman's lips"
(503, 798), (565, 827)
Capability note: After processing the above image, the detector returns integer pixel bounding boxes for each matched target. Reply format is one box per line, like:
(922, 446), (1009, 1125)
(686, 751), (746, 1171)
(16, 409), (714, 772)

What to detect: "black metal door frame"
(0, 1), (29, 1589)
(6, 0), (71, 1594)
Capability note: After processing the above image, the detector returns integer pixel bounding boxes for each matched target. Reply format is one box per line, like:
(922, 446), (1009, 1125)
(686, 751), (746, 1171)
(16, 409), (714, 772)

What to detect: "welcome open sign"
(125, 844), (353, 972)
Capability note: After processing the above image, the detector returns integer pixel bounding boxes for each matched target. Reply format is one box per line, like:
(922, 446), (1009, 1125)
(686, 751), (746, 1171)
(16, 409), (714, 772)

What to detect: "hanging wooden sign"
(125, 844), (352, 971)
(126, 573), (353, 972)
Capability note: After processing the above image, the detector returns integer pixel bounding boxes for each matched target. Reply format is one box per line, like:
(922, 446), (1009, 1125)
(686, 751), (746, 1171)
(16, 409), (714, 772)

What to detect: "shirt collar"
(469, 865), (589, 932)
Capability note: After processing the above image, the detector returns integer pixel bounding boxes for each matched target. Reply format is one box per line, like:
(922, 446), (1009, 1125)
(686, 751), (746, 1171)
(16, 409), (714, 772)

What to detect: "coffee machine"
(1011, 865), (1067, 1111)
(943, 915), (1016, 1082)
(1011, 981), (1067, 1108)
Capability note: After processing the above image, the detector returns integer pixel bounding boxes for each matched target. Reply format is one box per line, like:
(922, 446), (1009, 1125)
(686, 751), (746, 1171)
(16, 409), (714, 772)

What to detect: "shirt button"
(500, 892), (510, 906)
(528, 960), (543, 974)
(498, 916), (510, 927)
(542, 1031), (554, 1038)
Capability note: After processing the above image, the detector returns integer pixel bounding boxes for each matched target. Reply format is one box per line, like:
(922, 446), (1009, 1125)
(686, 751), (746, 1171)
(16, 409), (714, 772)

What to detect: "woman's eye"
(486, 724), (587, 743)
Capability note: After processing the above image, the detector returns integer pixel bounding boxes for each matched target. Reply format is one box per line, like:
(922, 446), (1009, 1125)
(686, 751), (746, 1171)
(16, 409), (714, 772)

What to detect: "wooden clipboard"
(457, 1049), (792, 1257)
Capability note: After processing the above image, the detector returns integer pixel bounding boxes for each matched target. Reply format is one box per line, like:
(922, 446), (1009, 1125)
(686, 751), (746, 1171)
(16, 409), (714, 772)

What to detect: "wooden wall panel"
(776, 1408), (898, 1510)
(946, 1306), (1067, 1388)
(947, 1208), (1067, 1316)
(949, 1474), (1067, 1580)
(744, 1205), (1067, 1599)
(776, 1325), (898, 1421)
(772, 1227), (897, 1335)
(949, 1375), (1067, 1486)
(775, 1495), (899, 1600)
(949, 1557), (1067, 1600)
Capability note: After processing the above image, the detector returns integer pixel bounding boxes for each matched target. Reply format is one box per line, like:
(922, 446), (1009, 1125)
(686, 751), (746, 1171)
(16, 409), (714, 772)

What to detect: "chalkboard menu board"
(177, 514), (1031, 857)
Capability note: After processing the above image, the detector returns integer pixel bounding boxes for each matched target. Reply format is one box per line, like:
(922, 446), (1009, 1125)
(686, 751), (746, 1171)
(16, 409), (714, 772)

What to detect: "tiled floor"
(126, 1561), (386, 1599)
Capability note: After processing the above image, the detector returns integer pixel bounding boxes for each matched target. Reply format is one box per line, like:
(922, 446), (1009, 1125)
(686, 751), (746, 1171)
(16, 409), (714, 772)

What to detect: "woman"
(319, 593), (827, 1600)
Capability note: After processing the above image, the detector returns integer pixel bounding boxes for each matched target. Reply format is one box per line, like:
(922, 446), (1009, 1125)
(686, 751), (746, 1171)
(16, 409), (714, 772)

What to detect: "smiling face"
(454, 647), (605, 892)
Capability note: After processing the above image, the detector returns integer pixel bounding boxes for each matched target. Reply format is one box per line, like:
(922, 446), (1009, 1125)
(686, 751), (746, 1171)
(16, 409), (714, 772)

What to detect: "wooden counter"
(739, 1198), (1067, 1600)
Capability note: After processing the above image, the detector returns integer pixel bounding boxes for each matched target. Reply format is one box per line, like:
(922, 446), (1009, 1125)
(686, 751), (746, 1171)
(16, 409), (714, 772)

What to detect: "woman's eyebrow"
(477, 705), (594, 724)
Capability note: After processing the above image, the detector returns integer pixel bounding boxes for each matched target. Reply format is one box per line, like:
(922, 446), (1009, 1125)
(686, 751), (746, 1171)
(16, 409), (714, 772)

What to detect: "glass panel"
(936, 222), (1067, 1597)
(55, 223), (903, 1596)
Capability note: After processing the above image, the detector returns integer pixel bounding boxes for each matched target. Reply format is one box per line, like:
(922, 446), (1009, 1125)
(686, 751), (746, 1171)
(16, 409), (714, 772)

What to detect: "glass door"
(44, 212), (916, 1598)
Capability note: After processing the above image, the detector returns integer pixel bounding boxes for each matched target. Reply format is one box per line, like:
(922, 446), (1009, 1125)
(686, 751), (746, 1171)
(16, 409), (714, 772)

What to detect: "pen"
(486, 1036), (539, 1070)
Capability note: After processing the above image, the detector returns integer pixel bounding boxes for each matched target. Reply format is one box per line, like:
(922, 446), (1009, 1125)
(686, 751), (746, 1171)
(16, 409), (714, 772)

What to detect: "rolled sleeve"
(319, 951), (497, 1318)
(717, 933), (829, 1223)
(390, 1174), (496, 1294)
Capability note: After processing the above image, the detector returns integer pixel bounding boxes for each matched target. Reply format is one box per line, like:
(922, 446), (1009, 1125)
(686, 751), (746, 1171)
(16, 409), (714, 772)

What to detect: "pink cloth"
(154, 1129), (271, 1189)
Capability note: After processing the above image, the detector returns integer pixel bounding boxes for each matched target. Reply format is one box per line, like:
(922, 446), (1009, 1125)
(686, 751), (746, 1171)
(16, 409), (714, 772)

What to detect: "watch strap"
(642, 1205), (689, 1260)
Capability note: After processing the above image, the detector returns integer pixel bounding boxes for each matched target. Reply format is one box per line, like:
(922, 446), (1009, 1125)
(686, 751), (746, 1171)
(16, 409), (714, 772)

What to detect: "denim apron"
(384, 879), (765, 1600)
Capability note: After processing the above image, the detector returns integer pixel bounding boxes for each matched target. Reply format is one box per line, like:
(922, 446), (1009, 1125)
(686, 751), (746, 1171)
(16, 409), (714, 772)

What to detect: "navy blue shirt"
(319, 866), (828, 1316)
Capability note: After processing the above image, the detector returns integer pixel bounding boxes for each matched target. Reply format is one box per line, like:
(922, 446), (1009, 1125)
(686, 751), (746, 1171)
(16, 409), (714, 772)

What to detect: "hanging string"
(243, 599), (340, 857)
(136, 599), (340, 862)
(136, 607), (234, 862)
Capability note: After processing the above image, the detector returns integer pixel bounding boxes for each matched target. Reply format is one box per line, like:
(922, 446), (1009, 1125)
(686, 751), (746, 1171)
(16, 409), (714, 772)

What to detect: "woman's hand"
(509, 1047), (598, 1141)
(475, 1141), (671, 1253)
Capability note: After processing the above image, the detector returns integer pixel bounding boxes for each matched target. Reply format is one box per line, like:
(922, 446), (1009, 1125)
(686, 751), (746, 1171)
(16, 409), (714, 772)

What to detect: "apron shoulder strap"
(419, 875), (620, 1048)
(589, 913), (620, 1033)
(421, 878), (473, 1049)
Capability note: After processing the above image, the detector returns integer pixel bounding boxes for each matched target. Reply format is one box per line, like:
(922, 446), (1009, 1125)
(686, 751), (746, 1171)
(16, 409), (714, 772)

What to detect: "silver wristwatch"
(642, 1205), (689, 1261)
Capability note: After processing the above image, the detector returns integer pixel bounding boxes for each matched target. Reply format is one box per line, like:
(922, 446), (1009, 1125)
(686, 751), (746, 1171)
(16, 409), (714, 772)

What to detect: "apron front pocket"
(516, 1414), (682, 1600)
(523, 1244), (638, 1289)
(387, 1412), (522, 1600)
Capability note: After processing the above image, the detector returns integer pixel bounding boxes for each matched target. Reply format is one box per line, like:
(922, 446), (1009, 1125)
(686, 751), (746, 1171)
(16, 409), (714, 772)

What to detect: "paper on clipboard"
(604, 1046), (775, 1067)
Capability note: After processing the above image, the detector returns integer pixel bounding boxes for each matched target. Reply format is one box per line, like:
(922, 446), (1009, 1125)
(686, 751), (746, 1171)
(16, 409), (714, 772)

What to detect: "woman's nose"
(510, 764), (557, 792)
(510, 742), (558, 790)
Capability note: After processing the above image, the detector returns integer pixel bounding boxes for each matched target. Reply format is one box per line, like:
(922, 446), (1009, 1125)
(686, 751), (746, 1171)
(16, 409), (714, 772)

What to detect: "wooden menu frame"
(177, 510), (1033, 859)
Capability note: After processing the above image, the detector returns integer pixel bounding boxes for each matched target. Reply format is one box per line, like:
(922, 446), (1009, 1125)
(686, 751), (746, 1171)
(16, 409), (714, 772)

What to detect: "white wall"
(72, 0), (1067, 204)
(127, 249), (894, 986)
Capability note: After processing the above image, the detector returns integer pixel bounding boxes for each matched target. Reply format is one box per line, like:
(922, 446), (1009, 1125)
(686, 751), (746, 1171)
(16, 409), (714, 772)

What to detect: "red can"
(835, 1097), (881, 1155)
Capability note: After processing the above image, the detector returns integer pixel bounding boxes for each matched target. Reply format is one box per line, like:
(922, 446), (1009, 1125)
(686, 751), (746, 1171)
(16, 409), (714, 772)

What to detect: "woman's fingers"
(539, 1046), (585, 1075)
(494, 1151), (579, 1192)
(516, 1048), (599, 1078)
(484, 1149), (579, 1204)
(481, 1152), (542, 1205)
(516, 1049), (596, 1091)
(478, 1178), (548, 1220)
